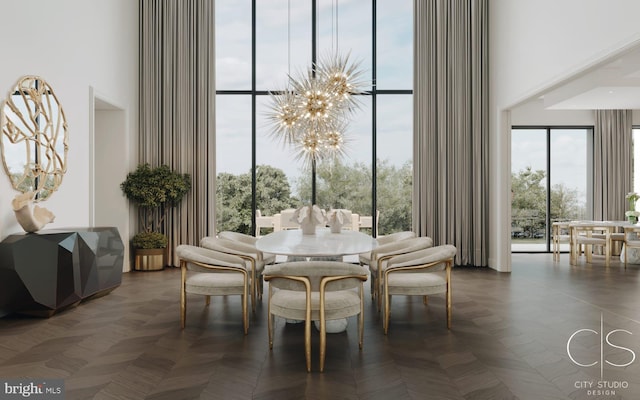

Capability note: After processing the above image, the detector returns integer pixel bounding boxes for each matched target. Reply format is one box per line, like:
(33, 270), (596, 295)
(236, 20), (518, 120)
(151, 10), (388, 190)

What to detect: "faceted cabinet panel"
(0, 227), (124, 316)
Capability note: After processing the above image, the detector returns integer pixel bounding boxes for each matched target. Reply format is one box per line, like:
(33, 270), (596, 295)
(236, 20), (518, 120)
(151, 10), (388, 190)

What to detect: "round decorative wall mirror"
(0, 76), (68, 201)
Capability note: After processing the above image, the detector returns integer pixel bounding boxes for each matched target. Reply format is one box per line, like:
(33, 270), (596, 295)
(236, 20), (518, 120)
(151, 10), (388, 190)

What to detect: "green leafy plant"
(132, 231), (168, 249)
(121, 164), (191, 248)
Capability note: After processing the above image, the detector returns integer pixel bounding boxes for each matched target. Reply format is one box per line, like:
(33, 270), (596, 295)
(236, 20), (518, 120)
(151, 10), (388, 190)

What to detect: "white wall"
(511, 94), (640, 126)
(93, 96), (131, 271)
(490, 0), (640, 271)
(0, 0), (137, 259)
(511, 100), (594, 126)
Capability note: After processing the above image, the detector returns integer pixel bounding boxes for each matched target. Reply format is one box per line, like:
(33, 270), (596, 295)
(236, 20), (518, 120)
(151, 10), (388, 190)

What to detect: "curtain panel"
(593, 110), (633, 221)
(413, 0), (489, 266)
(139, 0), (216, 266)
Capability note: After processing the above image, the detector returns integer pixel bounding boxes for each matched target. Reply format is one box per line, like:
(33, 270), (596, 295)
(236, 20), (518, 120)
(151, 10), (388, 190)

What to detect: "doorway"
(90, 87), (130, 271)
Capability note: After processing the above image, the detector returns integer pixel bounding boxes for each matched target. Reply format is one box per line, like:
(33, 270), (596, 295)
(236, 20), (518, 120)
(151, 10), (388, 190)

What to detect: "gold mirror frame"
(0, 76), (68, 201)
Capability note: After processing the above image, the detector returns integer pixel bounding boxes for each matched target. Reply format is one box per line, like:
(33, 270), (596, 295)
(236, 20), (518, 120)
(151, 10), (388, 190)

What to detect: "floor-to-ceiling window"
(215, 0), (413, 237)
(511, 127), (592, 252)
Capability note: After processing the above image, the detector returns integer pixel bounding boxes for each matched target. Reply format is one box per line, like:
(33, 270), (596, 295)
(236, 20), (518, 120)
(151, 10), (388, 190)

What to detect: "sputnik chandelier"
(267, 51), (367, 165)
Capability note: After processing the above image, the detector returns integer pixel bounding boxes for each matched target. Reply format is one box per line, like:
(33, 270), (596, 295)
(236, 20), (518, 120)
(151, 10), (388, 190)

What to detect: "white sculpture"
(292, 204), (326, 235)
(12, 191), (55, 233)
(327, 209), (351, 233)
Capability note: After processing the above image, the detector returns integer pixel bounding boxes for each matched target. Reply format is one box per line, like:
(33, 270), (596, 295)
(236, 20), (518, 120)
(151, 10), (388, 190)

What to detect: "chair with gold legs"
(176, 245), (250, 334)
(200, 236), (268, 313)
(263, 261), (367, 372)
(361, 236), (433, 311)
(381, 245), (457, 334)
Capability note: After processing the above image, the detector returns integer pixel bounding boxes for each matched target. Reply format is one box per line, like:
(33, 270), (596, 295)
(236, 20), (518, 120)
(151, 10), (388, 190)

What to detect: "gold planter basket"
(134, 248), (166, 271)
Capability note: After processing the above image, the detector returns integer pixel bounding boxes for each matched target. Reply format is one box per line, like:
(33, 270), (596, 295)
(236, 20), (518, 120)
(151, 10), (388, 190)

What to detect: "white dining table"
(256, 228), (377, 259)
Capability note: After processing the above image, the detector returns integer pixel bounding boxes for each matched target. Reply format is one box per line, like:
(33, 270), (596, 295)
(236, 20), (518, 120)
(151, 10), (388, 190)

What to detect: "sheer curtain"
(139, 0), (216, 266)
(593, 110), (633, 220)
(412, 0), (489, 266)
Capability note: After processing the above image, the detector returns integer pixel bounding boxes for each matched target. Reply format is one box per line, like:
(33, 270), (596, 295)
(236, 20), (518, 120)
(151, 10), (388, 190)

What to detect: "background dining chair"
(263, 261), (368, 372)
(200, 236), (266, 312)
(358, 230), (416, 267)
(176, 245), (250, 333)
(572, 224), (611, 266)
(551, 221), (571, 261)
(254, 210), (275, 237)
(382, 244), (457, 334)
(361, 235), (433, 311)
(218, 230), (276, 265)
(358, 210), (380, 233)
(279, 208), (300, 230)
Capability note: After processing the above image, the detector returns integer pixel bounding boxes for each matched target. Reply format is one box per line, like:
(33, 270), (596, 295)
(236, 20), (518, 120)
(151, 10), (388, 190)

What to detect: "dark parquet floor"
(1, 253), (640, 399)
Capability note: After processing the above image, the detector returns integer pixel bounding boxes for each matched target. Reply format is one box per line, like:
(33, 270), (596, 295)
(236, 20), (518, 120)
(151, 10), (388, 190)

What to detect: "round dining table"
(255, 227), (377, 259)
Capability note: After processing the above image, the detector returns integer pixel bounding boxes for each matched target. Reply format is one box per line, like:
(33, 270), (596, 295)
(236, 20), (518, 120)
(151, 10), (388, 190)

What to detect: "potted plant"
(121, 164), (191, 270)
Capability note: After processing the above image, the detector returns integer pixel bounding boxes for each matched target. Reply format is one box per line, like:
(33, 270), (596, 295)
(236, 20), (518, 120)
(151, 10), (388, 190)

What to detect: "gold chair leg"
(250, 265), (257, 314)
(304, 318), (311, 373)
(377, 279), (383, 313)
(242, 279), (249, 335)
(205, 295), (210, 306)
(305, 289), (312, 373)
(242, 294), (248, 335)
(268, 286), (274, 349)
(383, 282), (390, 335)
(319, 318), (326, 373)
(181, 262), (187, 329)
(446, 262), (452, 329)
(359, 287), (364, 349)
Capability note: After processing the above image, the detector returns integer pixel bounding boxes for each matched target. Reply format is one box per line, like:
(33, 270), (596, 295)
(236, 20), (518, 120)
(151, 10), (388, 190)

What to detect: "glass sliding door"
(511, 127), (592, 252)
(511, 129), (548, 251)
(549, 128), (589, 221)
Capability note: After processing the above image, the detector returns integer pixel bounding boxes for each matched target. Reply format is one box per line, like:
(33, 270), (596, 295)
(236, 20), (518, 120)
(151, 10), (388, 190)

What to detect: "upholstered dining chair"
(571, 224), (611, 266)
(200, 236), (267, 312)
(218, 230), (276, 265)
(176, 245), (250, 334)
(358, 230), (415, 282)
(263, 261), (368, 372)
(381, 244), (457, 334)
(361, 235), (433, 311)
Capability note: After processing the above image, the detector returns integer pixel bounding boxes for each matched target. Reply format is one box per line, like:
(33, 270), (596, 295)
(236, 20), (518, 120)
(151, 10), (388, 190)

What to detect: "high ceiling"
(539, 44), (640, 110)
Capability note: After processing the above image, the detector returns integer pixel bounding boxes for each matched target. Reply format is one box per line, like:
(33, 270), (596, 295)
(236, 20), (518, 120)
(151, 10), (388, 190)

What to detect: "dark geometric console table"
(0, 227), (124, 317)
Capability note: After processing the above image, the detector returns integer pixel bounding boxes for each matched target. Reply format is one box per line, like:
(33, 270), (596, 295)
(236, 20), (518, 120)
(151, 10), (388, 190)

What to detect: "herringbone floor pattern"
(1, 253), (639, 399)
